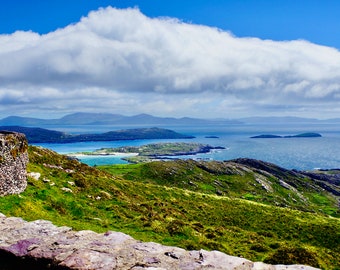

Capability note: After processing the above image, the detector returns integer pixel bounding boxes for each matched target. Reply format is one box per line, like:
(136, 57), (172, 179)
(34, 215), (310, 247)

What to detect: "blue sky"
(2, 0), (340, 48)
(1, 0), (340, 119)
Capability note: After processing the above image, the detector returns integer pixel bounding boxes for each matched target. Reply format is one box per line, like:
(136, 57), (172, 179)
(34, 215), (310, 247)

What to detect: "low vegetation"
(0, 146), (339, 269)
(100, 159), (339, 217)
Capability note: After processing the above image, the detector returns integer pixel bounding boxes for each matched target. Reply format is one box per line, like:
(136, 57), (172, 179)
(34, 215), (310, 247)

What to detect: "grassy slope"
(0, 146), (339, 269)
(100, 160), (339, 217)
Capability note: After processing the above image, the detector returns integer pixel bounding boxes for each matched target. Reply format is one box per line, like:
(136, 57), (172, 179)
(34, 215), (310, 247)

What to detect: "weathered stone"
(0, 214), (320, 270)
(0, 131), (28, 196)
(27, 172), (41, 180)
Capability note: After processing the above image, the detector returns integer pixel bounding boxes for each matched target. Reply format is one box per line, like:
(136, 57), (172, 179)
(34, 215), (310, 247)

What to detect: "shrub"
(264, 246), (320, 267)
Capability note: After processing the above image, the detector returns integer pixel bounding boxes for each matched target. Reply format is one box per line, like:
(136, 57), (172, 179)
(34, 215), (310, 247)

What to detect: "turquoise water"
(33, 123), (340, 170)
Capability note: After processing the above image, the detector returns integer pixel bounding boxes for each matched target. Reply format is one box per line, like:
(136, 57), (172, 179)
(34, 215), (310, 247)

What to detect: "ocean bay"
(33, 123), (340, 171)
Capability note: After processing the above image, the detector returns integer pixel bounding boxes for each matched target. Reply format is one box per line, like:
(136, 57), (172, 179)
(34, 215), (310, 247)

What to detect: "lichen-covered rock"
(0, 214), (320, 270)
(0, 131), (28, 196)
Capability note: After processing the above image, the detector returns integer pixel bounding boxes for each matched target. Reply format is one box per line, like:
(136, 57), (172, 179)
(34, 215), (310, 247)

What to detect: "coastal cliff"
(0, 131), (28, 196)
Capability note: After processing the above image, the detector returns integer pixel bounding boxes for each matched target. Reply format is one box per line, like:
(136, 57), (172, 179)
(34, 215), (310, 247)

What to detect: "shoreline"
(67, 152), (139, 158)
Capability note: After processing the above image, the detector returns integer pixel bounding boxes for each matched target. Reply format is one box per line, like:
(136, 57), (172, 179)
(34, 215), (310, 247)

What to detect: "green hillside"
(99, 159), (339, 217)
(0, 146), (339, 269)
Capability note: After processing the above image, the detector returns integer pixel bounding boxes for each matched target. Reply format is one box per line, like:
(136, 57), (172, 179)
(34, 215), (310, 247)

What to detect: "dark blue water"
(33, 123), (340, 170)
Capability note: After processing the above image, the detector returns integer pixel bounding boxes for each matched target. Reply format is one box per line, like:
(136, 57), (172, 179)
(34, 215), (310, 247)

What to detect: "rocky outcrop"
(232, 158), (340, 198)
(0, 213), (319, 270)
(0, 131), (28, 196)
(300, 170), (340, 196)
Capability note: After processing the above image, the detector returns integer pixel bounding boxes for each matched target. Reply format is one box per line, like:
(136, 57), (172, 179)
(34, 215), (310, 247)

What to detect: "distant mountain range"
(0, 112), (339, 127)
(0, 113), (240, 126)
(238, 116), (340, 124)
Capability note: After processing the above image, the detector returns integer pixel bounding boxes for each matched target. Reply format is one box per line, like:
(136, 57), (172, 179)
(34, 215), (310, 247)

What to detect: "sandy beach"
(67, 152), (139, 158)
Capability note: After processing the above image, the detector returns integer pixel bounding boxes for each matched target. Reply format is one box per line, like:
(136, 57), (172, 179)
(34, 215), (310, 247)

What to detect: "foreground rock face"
(0, 214), (319, 270)
(0, 131), (28, 196)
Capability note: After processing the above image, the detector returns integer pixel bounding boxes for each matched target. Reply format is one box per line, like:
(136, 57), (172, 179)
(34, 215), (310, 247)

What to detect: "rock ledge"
(0, 213), (319, 270)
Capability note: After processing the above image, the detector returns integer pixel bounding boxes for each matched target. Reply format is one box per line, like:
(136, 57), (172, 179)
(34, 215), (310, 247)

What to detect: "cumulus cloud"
(1, 7), (340, 118)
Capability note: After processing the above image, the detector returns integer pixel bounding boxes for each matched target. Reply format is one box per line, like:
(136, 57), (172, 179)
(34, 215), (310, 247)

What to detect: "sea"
(32, 122), (340, 171)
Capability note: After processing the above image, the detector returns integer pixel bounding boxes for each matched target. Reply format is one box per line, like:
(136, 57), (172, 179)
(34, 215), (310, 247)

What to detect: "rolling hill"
(0, 146), (339, 269)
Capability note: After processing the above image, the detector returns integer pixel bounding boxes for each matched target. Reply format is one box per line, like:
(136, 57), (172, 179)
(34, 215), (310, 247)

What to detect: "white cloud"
(1, 6), (340, 118)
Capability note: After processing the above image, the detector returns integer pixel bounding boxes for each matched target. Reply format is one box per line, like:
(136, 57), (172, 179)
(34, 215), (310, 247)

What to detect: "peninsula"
(77, 142), (225, 163)
(0, 126), (194, 143)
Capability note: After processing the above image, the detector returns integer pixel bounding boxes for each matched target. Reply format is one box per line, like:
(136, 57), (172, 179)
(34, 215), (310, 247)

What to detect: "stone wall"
(0, 131), (28, 196)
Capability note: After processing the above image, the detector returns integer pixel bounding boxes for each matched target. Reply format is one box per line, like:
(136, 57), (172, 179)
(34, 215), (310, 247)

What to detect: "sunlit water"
(33, 123), (340, 170)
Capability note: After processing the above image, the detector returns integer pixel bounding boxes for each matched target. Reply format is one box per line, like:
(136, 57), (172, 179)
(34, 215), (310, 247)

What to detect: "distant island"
(250, 132), (322, 139)
(0, 126), (194, 143)
(75, 142), (225, 163)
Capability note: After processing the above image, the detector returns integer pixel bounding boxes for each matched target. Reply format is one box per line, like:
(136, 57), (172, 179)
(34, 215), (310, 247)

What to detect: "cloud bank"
(1, 7), (340, 118)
